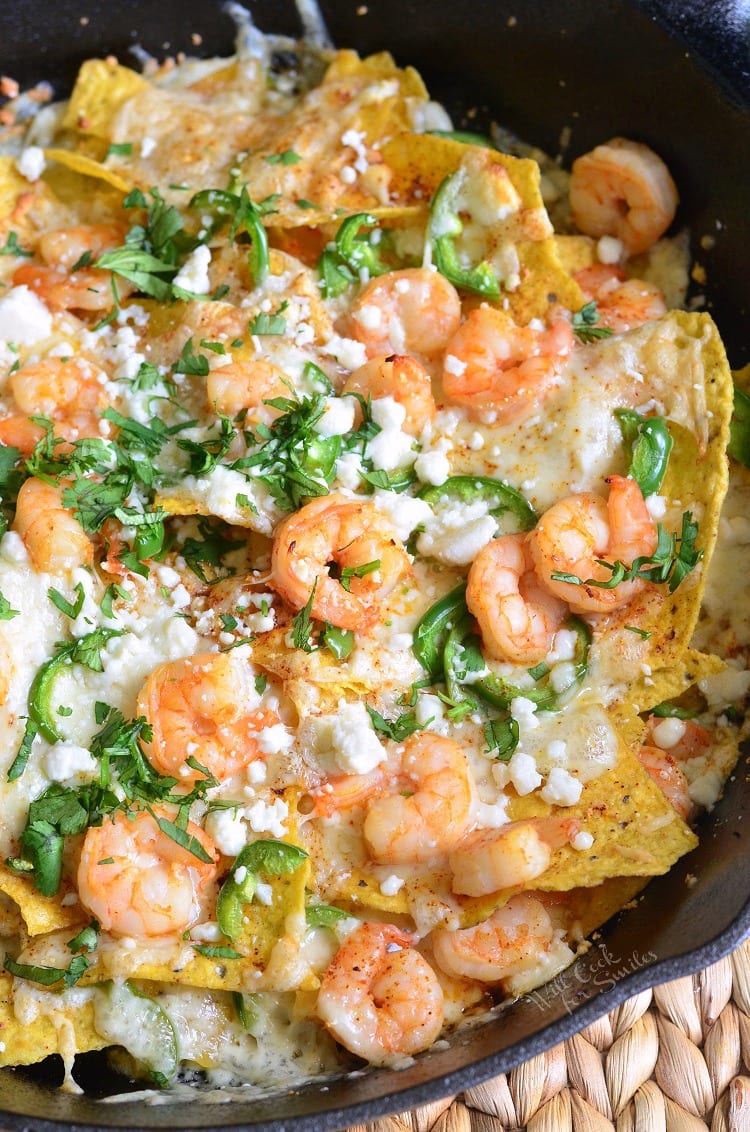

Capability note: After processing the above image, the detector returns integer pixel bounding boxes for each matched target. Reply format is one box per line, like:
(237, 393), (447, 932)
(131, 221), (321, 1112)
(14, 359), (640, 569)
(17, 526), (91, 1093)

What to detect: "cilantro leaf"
(572, 300), (614, 344)
(366, 704), (423, 742)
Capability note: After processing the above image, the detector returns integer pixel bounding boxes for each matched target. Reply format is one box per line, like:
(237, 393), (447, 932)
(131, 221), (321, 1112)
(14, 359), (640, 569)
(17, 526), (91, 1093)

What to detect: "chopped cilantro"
(572, 301), (614, 344)
(366, 704), (423, 742)
(47, 582), (85, 620)
(0, 231), (33, 257)
(249, 302), (288, 336)
(0, 588), (19, 620)
(264, 150), (302, 165)
(106, 142), (133, 157)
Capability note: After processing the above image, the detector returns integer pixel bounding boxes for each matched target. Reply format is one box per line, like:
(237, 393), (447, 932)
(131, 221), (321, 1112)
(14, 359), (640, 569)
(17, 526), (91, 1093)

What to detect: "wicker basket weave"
(352, 939), (750, 1132)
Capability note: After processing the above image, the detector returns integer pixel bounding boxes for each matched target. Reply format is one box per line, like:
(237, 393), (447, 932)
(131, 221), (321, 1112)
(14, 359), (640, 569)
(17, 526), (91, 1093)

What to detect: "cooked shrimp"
(342, 354), (436, 436)
(363, 733), (476, 865)
(12, 477), (92, 574)
(638, 746), (692, 821)
(2, 357), (111, 451)
(442, 307), (573, 422)
(77, 808), (218, 938)
(13, 223), (132, 311)
(575, 263), (667, 333)
(316, 922), (444, 1065)
(448, 818), (580, 897)
(137, 652), (280, 782)
(37, 224), (127, 271)
(348, 268), (461, 361)
(466, 532), (568, 665)
(569, 138), (679, 256)
(432, 894), (563, 984)
(205, 359), (289, 425)
(270, 493), (411, 631)
(529, 474), (658, 613)
(645, 715), (712, 761)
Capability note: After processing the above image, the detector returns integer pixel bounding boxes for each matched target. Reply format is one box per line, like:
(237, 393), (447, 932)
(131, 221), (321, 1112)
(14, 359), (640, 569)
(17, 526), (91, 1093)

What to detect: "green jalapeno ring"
(418, 475), (538, 532)
(428, 172), (501, 299)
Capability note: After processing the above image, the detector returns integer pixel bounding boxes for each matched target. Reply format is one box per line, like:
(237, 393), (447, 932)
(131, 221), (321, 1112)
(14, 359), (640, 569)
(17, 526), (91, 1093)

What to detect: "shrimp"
(442, 307), (573, 422)
(13, 223), (132, 311)
(348, 268), (461, 361)
(12, 477), (92, 574)
(431, 894), (565, 984)
(136, 652), (280, 782)
(645, 715), (712, 761)
(449, 818), (580, 897)
(574, 263), (667, 333)
(342, 354), (436, 436)
(77, 808), (218, 938)
(363, 733), (476, 865)
(1, 357), (111, 452)
(638, 746), (692, 821)
(270, 493), (411, 631)
(529, 474), (658, 613)
(466, 532), (568, 665)
(569, 138), (679, 256)
(316, 922), (444, 1065)
(205, 359), (289, 425)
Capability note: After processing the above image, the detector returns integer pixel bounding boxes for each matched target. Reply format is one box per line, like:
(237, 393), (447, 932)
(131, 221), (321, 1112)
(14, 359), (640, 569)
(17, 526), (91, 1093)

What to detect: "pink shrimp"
(442, 307), (573, 422)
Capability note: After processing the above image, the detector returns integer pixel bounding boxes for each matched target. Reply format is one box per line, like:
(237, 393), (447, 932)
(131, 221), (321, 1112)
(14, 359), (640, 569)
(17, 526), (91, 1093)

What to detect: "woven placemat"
(349, 939), (750, 1132)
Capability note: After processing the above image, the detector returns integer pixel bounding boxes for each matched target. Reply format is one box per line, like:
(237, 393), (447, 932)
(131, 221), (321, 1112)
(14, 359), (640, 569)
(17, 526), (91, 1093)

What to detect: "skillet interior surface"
(0, 1), (748, 1128)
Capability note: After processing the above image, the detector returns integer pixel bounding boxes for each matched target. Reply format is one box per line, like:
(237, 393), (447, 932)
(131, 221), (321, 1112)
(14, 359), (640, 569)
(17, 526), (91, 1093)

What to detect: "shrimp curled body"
(342, 354), (436, 436)
(449, 818), (580, 897)
(137, 653), (279, 783)
(432, 894), (568, 985)
(316, 922), (444, 1065)
(529, 475), (657, 613)
(270, 493), (411, 631)
(348, 268), (462, 361)
(443, 307), (573, 422)
(12, 477), (92, 574)
(569, 138), (679, 256)
(363, 733), (476, 865)
(466, 532), (568, 665)
(574, 264), (667, 333)
(77, 809), (218, 938)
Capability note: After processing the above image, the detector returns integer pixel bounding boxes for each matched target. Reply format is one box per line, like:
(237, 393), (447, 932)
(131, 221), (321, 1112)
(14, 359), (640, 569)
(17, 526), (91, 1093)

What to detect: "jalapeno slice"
(729, 385), (750, 468)
(418, 475), (538, 531)
(615, 409), (673, 496)
(428, 171), (501, 299)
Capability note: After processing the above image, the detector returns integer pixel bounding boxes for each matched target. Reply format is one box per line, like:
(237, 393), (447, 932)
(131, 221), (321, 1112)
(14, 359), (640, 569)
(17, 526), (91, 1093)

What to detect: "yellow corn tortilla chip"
(233, 52), (430, 226)
(61, 59), (151, 138)
(44, 148), (131, 194)
(0, 971), (105, 1068)
(455, 741), (697, 930)
(0, 871), (82, 936)
(82, 850), (312, 993)
(381, 133), (583, 323)
(548, 874), (650, 940)
(0, 157), (73, 248)
(583, 312), (732, 708)
(553, 233), (596, 277)
(0, 157), (33, 223)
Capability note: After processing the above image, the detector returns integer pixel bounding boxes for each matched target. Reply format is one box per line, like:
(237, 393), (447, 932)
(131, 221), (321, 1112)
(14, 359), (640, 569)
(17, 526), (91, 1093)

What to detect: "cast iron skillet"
(0, 2), (749, 1128)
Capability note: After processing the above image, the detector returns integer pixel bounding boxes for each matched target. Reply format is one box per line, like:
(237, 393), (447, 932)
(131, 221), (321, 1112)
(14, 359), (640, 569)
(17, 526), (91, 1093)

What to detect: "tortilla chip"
(583, 312), (732, 708)
(232, 52), (430, 226)
(0, 871), (82, 936)
(553, 233), (595, 277)
(44, 148), (131, 194)
(61, 59), (151, 138)
(0, 157), (73, 248)
(546, 874), (650, 940)
(0, 971), (105, 1068)
(511, 745), (697, 885)
(381, 134), (583, 322)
